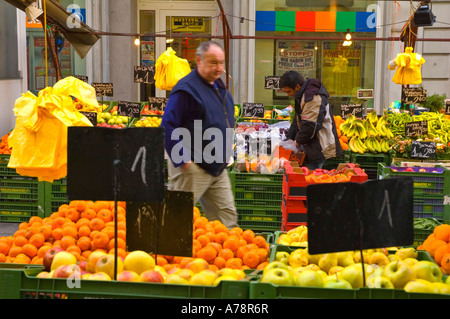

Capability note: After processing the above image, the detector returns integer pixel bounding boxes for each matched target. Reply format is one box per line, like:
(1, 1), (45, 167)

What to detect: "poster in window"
(141, 38), (155, 67)
(275, 41), (316, 97)
(322, 41), (361, 96)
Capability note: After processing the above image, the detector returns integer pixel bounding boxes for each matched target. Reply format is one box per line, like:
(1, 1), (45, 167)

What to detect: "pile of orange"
(156, 207), (270, 273)
(334, 115), (349, 151)
(418, 223), (450, 275)
(0, 132), (12, 154)
(0, 200), (126, 264)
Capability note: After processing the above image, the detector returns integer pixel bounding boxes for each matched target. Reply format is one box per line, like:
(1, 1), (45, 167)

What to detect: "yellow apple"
(124, 250), (155, 275)
(86, 251), (107, 273)
(117, 270), (141, 282)
(50, 251), (77, 272)
(95, 254), (124, 279)
(165, 274), (189, 285)
(185, 258), (209, 273)
(88, 272), (111, 281)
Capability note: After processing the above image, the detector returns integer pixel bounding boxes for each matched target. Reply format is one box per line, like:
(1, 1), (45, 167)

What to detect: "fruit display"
(339, 112), (393, 155)
(261, 246), (450, 295)
(334, 115), (349, 151)
(96, 110), (129, 129)
(418, 223), (450, 275)
(276, 225), (308, 247)
(0, 132), (12, 154)
(134, 116), (162, 127)
(73, 98), (106, 113)
(141, 104), (164, 116)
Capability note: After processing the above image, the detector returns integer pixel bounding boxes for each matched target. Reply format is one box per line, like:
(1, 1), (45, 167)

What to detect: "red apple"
(43, 247), (64, 271)
(78, 260), (87, 272)
(140, 270), (164, 283)
(53, 264), (81, 279)
(117, 270), (141, 282)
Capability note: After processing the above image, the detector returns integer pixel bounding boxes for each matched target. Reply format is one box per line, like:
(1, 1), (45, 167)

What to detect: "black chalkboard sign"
(92, 83), (114, 97)
(265, 76), (280, 90)
(126, 191), (193, 256)
(242, 102), (265, 118)
(118, 101), (142, 118)
(73, 75), (88, 83)
(307, 178), (414, 254)
(80, 112), (97, 126)
(402, 87), (427, 104)
(67, 127), (165, 202)
(340, 103), (363, 118)
(148, 97), (168, 111)
(134, 66), (155, 84)
(410, 141), (436, 159)
(405, 120), (428, 138)
(445, 100), (450, 115)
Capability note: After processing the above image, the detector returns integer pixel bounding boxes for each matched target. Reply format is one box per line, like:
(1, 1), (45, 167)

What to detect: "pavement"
(0, 222), (19, 237)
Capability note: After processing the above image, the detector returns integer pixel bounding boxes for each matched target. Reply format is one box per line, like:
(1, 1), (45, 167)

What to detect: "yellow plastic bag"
(154, 47), (191, 90)
(388, 47), (425, 85)
(8, 78), (94, 182)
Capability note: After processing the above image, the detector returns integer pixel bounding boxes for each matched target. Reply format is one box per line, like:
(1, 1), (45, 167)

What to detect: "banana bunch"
(348, 136), (367, 154)
(340, 116), (367, 139)
(340, 111), (394, 140)
(376, 115), (394, 139)
(364, 136), (391, 154)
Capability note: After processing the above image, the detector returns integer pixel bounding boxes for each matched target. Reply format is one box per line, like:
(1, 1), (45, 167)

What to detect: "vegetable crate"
(378, 163), (450, 224)
(0, 155), (22, 178)
(42, 178), (69, 215)
(229, 171), (283, 232)
(350, 152), (391, 169)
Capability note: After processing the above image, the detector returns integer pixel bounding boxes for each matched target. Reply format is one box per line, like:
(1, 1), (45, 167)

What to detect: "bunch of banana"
(363, 136), (391, 154)
(341, 118), (368, 139)
(366, 110), (379, 125)
(376, 115), (394, 138)
(363, 118), (379, 137)
(348, 136), (367, 154)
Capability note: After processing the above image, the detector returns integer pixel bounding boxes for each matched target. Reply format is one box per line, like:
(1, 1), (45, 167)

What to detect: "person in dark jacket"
(161, 41), (237, 229)
(279, 70), (342, 170)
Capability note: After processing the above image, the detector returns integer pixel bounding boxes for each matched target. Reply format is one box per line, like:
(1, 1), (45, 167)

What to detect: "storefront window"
(254, 0), (377, 113)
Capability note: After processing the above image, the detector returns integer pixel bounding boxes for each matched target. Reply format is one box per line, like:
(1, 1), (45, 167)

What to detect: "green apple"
(413, 260), (443, 283)
(366, 274), (394, 289)
(432, 282), (450, 294)
(294, 269), (324, 287)
(395, 247), (418, 260)
(108, 118), (116, 125)
(102, 112), (112, 121)
(261, 268), (294, 286)
(404, 279), (436, 294)
(274, 252), (290, 265)
(263, 261), (289, 276)
(324, 275), (352, 289)
(338, 264), (365, 289)
(382, 260), (415, 289)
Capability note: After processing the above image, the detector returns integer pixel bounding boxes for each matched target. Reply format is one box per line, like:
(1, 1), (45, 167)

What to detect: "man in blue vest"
(161, 41), (238, 229)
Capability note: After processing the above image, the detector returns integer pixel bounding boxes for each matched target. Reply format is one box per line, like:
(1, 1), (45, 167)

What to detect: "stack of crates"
(378, 163), (450, 241)
(229, 171), (283, 232)
(350, 152), (391, 180)
(43, 178), (69, 215)
(282, 162), (368, 231)
(0, 155), (46, 222)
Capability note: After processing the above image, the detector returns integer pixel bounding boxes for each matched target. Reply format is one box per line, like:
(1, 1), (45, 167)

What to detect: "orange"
(61, 225), (77, 238)
(117, 229), (126, 241)
(14, 253), (31, 264)
(13, 229), (27, 238)
(213, 256), (226, 269)
(441, 252), (450, 275)
(81, 208), (97, 220)
(18, 222), (28, 230)
(9, 246), (23, 258)
(256, 261), (269, 270)
(25, 227), (39, 239)
(218, 248), (234, 261)
(253, 235), (267, 249)
(223, 235), (240, 252)
(38, 225), (52, 240)
(66, 245), (82, 256)
(243, 250), (260, 269)
(422, 233), (437, 251)
(75, 201), (87, 212)
(192, 239), (202, 253)
(93, 201), (110, 213)
(242, 229), (255, 244)
(14, 235), (28, 247)
(214, 232), (229, 245)
(76, 236), (92, 251)
(101, 226), (115, 240)
(109, 248), (127, 260)
(51, 228), (63, 241)
(28, 216), (43, 226)
(193, 207), (201, 221)
(196, 246), (217, 263)
(65, 208), (80, 222)
(0, 253), (6, 263)
(434, 224), (450, 242)
(196, 234), (210, 248)
(77, 225), (91, 238)
(428, 239), (447, 257)
(0, 241), (10, 255)
(179, 257), (194, 268)
(194, 216), (209, 230)
(60, 235), (76, 250)
(213, 223), (229, 235)
(29, 233), (45, 248)
(51, 217), (66, 230)
(194, 228), (206, 239)
(207, 242), (222, 254)
(434, 243), (450, 265)
(97, 208), (113, 223)
(92, 231), (109, 250)
(107, 237), (126, 251)
(75, 218), (91, 230)
(37, 245), (52, 259)
(225, 257), (243, 269)
(156, 255), (168, 266)
(81, 250), (92, 260)
(229, 227), (243, 237)
(90, 218), (105, 231)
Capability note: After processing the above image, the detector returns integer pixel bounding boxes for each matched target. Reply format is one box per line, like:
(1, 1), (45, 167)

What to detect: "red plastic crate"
(281, 195), (307, 231)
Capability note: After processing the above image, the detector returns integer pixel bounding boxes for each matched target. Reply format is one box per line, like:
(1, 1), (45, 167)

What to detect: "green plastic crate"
(0, 201), (46, 222)
(237, 207), (282, 232)
(413, 196), (450, 222)
(229, 171), (284, 185)
(0, 178), (41, 201)
(0, 267), (251, 299)
(323, 150), (351, 170)
(351, 152), (391, 169)
(42, 178), (69, 215)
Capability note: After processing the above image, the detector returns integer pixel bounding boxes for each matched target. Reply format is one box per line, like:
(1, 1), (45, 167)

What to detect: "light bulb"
(134, 37), (141, 46)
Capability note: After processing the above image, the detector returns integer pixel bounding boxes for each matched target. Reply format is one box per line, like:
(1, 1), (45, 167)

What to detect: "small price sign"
(73, 75), (88, 83)
(148, 97), (168, 111)
(134, 66), (155, 84)
(265, 76), (280, 90)
(118, 101), (141, 118)
(242, 102), (265, 118)
(341, 103), (363, 118)
(405, 121), (428, 138)
(92, 83), (114, 97)
(410, 141), (436, 159)
(80, 112), (97, 126)
(445, 100), (450, 115)
(402, 87), (427, 104)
